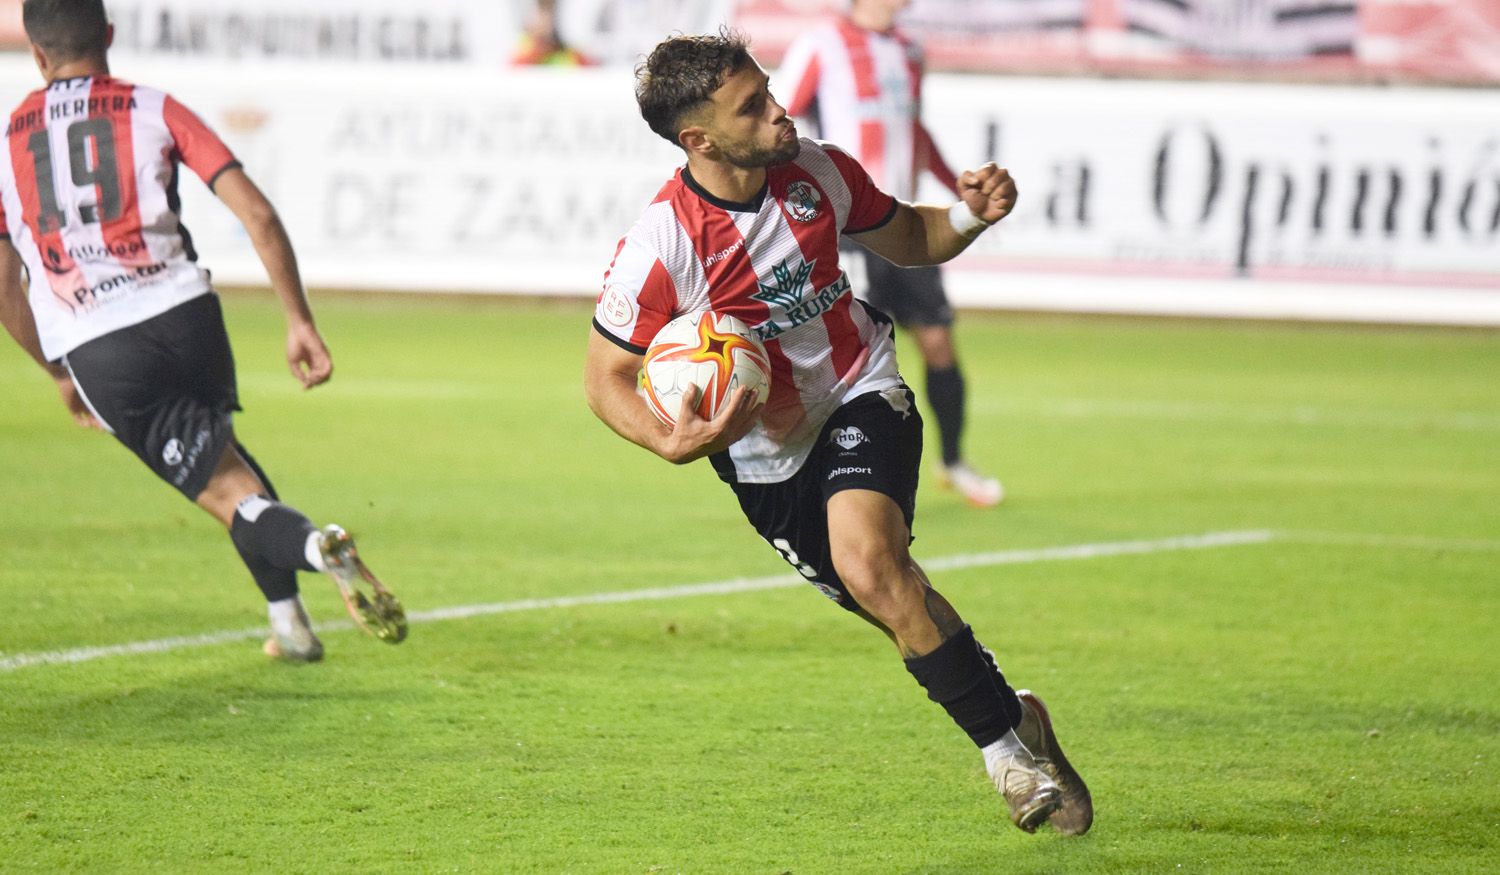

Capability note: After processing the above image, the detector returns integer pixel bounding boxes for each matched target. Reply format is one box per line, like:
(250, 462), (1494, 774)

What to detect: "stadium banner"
(97, 1), (517, 65)
(919, 74), (1500, 324)
(732, 0), (1500, 85)
(0, 56), (1494, 324)
(1, 2), (1496, 84)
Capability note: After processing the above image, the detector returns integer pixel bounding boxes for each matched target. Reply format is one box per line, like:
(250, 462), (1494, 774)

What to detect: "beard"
(720, 131), (801, 169)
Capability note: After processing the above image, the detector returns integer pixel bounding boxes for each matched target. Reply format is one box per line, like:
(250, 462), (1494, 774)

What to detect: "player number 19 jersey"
(0, 75), (240, 360)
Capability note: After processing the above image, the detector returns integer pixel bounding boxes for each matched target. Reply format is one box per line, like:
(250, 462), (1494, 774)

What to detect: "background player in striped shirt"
(585, 30), (1090, 835)
(0, 0), (405, 661)
(778, 0), (1005, 507)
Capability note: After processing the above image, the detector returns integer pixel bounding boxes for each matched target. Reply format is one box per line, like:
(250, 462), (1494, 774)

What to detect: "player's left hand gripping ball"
(642, 311), (772, 427)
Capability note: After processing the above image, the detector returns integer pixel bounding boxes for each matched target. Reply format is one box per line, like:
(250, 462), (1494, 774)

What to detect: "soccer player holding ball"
(779, 0), (1006, 507)
(584, 30), (1090, 834)
(0, 0), (406, 661)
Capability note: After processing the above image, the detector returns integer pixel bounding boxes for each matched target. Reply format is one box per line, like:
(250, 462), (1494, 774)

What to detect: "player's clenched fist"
(957, 163), (1017, 227)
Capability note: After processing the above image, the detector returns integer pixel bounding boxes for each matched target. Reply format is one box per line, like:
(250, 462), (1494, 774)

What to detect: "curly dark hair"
(635, 29), (752, 146)
(23, 0), (109, 61)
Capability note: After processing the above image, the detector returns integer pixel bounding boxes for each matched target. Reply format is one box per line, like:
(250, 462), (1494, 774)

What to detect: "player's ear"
(29, 41), (49, 77)
(679, 125), (712, 157)
(104, 24), (116, 50)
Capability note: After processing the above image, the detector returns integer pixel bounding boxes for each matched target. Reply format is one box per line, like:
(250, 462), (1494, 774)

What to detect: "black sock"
(904, 625), (1019, 748)
(926, 365), (965, 466)
(229, 495), (318, 602)
(975, 635), (1025, 731)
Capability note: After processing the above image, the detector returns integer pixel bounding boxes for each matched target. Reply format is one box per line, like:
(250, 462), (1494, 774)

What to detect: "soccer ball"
(642, 311), (772, 427)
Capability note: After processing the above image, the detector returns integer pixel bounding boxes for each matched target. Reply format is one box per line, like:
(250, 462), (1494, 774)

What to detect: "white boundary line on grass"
(5, 528), (1495, 673)
(0, 530), (1274, 673)
(236, 374), (1500, 434)
(1278, 530), (1500, 552)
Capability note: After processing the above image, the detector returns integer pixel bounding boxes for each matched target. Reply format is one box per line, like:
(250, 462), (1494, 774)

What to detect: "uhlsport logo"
(830, 426), (868, 451)
(162, 438), (185, 466)
(827, 465), (872, 480)
(783, 180), (822, 222)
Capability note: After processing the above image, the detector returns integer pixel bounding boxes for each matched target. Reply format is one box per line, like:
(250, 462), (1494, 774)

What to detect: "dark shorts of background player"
(63, 293), (240, 501)
(726, 386), (923, 612)
(843, 240), (954, 328)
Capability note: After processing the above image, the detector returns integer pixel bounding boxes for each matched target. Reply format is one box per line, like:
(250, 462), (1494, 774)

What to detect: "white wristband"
(948, 201), (989, 239)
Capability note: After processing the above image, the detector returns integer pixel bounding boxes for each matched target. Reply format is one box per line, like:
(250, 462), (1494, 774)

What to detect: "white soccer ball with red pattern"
(643, 311), (772, 427)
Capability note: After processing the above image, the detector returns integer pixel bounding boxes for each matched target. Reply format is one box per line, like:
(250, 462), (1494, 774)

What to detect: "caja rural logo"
(749, 256), (851, 341)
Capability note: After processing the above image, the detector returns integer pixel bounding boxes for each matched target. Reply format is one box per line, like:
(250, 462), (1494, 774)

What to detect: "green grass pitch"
(1, 291), (1496, 873)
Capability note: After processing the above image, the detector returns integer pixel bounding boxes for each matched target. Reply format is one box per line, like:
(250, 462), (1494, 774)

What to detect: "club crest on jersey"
(749, 256), (852, 342)
(783, 181), (822, 222)
(162, 438), (185, 466)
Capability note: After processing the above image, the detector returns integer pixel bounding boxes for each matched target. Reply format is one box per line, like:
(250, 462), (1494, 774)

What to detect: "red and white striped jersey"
(0, 75), (239, 360)
(593, 138), (905, 484)
(777, 18), (957, 202)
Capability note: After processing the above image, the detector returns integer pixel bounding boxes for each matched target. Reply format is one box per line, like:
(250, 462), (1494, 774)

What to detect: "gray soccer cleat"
(264, 597), (324, 662)
(1016, 690), (1093, 835)
(988, 747), (1063, 833)
(319, 525), (408, 644)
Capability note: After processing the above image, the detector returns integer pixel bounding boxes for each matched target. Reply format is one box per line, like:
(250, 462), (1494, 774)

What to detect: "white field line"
(6, 527), (1493, 673)
(0, 530), (1273, 673)
(1277, 530), (1500, 552)
(235, 373), (1500, 435)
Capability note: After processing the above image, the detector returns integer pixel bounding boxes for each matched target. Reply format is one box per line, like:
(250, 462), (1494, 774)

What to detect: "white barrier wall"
(920, 75), (1500, 324)
(2, 56), (1496, 324)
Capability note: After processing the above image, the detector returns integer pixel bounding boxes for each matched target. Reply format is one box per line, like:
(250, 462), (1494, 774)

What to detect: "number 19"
(25, 118), (123, 233)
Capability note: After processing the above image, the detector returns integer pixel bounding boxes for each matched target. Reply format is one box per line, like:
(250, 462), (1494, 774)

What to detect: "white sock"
(267, 596), (306, 635)
(236, 494), (273, 522)
(981, 729), (1030, 774)
(304, 530), (328, 572)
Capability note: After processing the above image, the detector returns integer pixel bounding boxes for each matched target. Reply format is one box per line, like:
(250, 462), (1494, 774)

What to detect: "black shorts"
(729, 386), (923, 611)
(64, 293), (240, 500)
(844, 240), (954, 328)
